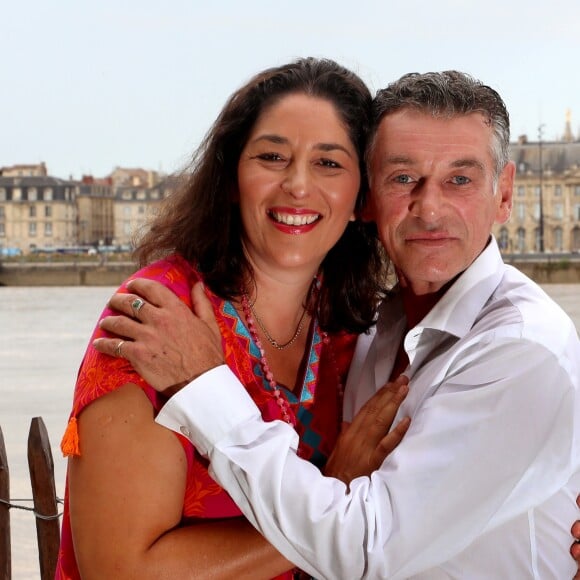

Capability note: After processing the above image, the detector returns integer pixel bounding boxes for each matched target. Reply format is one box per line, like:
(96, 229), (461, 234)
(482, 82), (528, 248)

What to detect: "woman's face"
(237, 93), (361, 282)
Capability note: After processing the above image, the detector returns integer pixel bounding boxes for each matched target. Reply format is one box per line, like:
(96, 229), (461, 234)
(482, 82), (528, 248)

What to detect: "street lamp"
(538, 124), (545, 253)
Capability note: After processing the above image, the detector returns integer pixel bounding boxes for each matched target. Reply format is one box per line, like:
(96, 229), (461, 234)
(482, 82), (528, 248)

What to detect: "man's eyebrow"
(450, 158), (486, 171)
(383, 155), (413, 165)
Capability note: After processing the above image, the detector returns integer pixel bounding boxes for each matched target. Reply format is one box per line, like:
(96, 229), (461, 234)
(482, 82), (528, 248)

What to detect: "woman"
(57, 57), (409, 579)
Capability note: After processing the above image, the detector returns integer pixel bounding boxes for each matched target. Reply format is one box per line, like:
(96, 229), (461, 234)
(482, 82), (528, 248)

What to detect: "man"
(102, 72), (580, 577)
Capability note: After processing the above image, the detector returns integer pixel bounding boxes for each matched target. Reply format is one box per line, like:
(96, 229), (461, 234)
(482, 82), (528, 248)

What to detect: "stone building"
(77, 175), (115, 247)
(0, 164), (174, 254)
(494, 116), (580, 253)
(0, 166), (78, 254)
(113, 175), (177, 248)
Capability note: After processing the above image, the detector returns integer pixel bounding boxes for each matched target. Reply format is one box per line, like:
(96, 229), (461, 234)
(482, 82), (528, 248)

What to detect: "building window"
(123, 221), (131, 235)
(0, 206), (4, 218)
(28, 187), (37, 201)
(13, 188), (21, 201)
(123, 206), (131, 217)
(516, 202), (526, 221)
(0, 188), (6, 201)
(138, 205), (145, 214)
(553, 203), (563, 220)
(45, 222), (53, 236)
(534, 186), (541, 197)
(573, 227), (580, 251)
(534, 227), (542, 252)
(45, 205), (52, 217)
(29, 205), (37, 218)
(554, 185), (562, 197)
(576, 204), (580, 221)
(553, 227), (563, 251)
(575, 185), (580, 196)
(122, 191), (132, 200)
(0, 223), (4, 237)
(29, 222), (37, 236)
(516, 227), (526, 252)
(44, 187), (53, 201)
(533, 203), (541, 220)
(516, 185), (525, 197)
(498, 227), (509, 251)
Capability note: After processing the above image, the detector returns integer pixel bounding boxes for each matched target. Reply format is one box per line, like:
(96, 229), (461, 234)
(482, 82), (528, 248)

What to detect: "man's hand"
(324, 376), (410, 484)
(572, 494), (580, 579)
(93, 279), (224, 395)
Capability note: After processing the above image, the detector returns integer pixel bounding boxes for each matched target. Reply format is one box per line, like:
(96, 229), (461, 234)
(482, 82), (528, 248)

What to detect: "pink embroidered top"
(55, 255), (357, 579)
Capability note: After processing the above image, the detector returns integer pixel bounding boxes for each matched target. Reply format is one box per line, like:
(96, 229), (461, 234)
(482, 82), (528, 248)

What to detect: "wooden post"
(0, 426), (11, 580)
(28, 417), (60, 580)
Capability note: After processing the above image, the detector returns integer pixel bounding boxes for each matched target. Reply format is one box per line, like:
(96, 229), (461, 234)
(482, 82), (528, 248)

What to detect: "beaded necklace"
(240, 293), (344, 426)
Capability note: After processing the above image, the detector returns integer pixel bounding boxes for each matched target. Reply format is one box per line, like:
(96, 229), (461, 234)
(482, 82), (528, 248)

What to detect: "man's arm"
(157, 340), (578, 579)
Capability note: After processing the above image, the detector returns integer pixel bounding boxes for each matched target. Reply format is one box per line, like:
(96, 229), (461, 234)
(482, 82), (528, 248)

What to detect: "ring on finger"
(115, 340), (125, 358)
(131, 297), (146, 318)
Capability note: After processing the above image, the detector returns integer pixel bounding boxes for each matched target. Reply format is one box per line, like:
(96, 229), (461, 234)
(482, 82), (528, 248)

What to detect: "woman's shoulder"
(66, 255), (202, 428)
(126, 255), (201, 301)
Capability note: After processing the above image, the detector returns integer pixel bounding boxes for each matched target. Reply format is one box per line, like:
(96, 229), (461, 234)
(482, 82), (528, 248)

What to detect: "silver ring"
(131, 297), (146, 318)
(115, 340), (125, 358)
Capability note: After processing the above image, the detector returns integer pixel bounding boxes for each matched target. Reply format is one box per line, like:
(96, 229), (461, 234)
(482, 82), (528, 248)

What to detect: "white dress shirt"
(157, 238), (580, 579)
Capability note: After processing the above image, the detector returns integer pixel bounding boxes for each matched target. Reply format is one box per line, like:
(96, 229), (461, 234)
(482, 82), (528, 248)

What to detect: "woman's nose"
(281, 164), (311, 199)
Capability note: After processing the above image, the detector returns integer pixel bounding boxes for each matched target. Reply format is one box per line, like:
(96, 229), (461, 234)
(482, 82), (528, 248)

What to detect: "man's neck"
(400, 289), (444, 329)
(397, 272), (455, 328)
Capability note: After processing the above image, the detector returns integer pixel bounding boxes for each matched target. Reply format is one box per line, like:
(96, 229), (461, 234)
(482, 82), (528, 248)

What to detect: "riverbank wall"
(0, 262), (138, 286)
(1, 259), (580, 286)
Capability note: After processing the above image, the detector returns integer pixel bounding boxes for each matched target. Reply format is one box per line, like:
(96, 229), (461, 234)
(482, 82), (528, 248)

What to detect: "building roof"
(0, 175), (76, 187)
(510, 140), (580, 174)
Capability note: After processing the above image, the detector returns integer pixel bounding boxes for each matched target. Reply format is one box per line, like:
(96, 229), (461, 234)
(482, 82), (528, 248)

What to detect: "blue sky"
(3, 0), (580, 179)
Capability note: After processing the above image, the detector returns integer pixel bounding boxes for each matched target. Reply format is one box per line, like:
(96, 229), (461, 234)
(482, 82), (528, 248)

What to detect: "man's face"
(368, 109), (514, 296)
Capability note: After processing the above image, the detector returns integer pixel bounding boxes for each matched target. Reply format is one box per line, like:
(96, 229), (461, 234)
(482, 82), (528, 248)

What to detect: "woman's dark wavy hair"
(135, 57), (387, 333)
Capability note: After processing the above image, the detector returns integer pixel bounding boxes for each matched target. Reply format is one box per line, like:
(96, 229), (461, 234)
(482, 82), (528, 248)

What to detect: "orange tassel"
(61, 416), (80, 457)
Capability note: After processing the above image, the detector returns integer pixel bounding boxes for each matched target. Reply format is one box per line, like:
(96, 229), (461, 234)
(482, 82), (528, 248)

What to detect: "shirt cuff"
(155, 365), (261, 456)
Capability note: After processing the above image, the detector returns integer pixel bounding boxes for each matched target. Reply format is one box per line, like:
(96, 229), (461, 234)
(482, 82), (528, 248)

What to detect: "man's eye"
(452, 175), (471, 185)
(394, 174), (412, 184)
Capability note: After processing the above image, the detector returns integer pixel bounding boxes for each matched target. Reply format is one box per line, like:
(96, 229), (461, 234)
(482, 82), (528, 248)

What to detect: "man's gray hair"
(366, 71), (510, 181)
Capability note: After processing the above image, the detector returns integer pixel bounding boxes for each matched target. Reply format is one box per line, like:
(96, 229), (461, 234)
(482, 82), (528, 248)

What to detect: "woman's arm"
(69, 382), (292, 579)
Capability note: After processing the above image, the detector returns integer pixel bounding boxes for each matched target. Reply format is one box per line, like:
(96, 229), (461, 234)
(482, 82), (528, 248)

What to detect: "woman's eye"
(319, 158), (341, 169)
(255, 153), (283, 162)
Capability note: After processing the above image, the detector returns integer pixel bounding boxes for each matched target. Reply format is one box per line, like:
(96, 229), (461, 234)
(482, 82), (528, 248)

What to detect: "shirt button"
(180, 426), (191, 438)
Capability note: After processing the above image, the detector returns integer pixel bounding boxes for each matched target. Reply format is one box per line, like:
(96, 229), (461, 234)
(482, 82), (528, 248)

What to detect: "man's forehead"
(372, 110), (494, 165)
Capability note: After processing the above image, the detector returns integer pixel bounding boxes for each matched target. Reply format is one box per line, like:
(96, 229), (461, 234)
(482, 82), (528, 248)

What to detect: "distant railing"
(0, 417), (61, 580)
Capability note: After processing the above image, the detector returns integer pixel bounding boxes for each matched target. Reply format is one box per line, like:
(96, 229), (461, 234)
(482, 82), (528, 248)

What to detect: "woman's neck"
(238, 264), (320, 393)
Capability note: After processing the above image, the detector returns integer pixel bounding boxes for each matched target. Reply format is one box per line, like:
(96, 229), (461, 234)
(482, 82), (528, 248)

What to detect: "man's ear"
(495, 161), (515, 224)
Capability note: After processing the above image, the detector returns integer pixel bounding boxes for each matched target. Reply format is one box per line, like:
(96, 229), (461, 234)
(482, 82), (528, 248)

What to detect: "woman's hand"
(324, 375), (410, 484)
(93, 279), (224, 395)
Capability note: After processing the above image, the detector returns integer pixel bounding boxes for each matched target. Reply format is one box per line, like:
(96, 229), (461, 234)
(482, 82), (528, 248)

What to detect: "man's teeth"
(271, 212), (319, 226)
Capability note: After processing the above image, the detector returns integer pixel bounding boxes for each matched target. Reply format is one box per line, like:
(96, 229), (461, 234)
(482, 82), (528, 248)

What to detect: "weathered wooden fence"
(0, 417), (61, 580)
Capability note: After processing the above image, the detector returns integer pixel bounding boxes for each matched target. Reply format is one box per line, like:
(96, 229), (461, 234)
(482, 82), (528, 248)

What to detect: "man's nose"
(409, 180), (443, 223)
